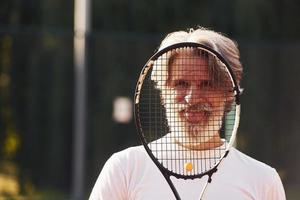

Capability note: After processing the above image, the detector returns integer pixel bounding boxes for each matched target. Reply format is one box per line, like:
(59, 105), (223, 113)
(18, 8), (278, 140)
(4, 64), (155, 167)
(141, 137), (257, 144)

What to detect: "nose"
(184, 85), (202, 105)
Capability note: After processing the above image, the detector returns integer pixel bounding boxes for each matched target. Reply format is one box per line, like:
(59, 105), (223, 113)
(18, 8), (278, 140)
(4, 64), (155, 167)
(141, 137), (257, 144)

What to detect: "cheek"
(208, 94), (225, 107)
(174, 90), (186, 103)
(161, 90), (182, 104)
(163, 87), (189, 104)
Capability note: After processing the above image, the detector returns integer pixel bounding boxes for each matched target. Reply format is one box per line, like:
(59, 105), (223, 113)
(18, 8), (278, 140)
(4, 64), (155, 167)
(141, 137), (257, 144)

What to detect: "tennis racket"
(134, 42), (241, 200)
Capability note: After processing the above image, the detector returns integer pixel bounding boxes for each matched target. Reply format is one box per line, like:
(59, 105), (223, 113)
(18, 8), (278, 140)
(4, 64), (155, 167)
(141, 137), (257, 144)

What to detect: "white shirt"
(89, 146), (286, 200)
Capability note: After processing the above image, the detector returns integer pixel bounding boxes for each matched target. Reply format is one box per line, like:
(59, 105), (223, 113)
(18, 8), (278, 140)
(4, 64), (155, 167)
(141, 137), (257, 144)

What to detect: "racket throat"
(163, 174), (181, 200)
(207, 168), (218, 183)
(198, 168), (218, 200)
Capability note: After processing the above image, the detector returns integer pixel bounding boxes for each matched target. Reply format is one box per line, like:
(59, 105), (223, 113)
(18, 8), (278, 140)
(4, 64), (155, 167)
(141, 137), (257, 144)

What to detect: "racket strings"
(138, 46), (236, 176)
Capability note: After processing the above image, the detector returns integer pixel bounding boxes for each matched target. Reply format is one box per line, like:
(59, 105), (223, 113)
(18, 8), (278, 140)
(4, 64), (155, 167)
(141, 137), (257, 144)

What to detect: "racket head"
(134, 42), (241, 179)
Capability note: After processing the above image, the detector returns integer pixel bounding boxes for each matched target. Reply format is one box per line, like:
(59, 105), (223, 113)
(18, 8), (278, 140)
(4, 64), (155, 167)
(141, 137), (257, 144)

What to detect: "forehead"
(169, 51), (210, 79)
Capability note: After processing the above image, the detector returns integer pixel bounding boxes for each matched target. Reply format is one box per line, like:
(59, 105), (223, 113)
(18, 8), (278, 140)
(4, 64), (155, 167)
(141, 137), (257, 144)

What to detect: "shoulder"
(105, 145), (151, 173)
(226, 148), (286, 199)
(109, 145), (147, 164)
(89, 146), (148, 200)
(227, 147), (280, 181)
(229, 148), (274, 170)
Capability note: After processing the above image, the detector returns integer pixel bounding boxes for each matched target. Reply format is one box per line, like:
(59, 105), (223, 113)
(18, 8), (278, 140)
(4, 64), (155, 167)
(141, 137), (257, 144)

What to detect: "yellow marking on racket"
(184, 162), (193, 172)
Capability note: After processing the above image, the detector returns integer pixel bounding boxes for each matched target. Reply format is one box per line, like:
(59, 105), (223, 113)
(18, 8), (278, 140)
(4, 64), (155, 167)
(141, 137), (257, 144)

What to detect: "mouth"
(180, 103), (212, 124)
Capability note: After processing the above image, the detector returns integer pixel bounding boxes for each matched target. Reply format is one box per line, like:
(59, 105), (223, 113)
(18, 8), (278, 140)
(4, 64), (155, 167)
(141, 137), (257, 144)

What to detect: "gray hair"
(151, 27), (243, 88)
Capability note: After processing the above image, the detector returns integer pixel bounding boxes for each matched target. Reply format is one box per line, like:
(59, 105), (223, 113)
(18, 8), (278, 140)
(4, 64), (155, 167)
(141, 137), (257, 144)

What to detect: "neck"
(174, 134), (224, 151)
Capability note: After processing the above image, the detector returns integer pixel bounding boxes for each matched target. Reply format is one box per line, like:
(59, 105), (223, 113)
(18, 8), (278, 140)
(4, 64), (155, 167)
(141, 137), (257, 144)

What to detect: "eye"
(199, 80), (213, 90)
(174, 80), (189, 89)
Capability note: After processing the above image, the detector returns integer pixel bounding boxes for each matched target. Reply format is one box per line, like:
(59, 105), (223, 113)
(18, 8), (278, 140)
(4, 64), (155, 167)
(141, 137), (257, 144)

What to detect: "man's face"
(161, 51), (230, 149)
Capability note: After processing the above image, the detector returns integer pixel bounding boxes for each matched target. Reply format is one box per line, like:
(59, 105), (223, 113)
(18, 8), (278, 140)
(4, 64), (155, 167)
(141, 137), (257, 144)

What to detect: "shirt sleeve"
(89, 153), (127, 200)
(264, 169), (286, 200)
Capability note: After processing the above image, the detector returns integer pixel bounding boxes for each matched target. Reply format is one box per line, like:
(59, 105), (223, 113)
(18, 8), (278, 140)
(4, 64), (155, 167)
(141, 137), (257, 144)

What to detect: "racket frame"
(134, 42), (241, 200)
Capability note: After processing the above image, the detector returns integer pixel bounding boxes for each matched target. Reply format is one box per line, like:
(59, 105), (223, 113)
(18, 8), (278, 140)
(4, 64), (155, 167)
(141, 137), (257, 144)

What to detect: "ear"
(224, 94), (234, 113)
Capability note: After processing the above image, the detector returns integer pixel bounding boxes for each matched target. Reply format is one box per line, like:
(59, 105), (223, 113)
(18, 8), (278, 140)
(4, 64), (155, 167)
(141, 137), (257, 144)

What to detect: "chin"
(166, 110), (224, 147)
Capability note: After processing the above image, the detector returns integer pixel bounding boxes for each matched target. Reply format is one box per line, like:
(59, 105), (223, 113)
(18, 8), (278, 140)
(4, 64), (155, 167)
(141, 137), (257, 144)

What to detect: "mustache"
(184, 103), (212, 112)
(166, 102), (213, 113)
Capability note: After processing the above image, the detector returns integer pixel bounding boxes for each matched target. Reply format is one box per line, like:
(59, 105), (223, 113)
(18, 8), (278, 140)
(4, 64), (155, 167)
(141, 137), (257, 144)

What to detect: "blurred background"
(0, 0), (300, 199)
